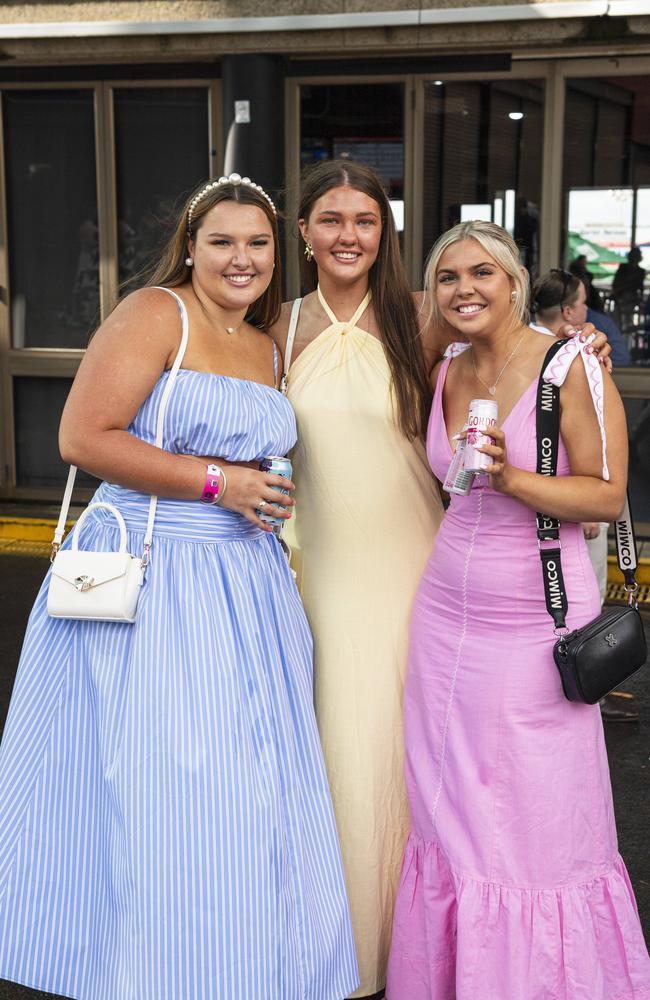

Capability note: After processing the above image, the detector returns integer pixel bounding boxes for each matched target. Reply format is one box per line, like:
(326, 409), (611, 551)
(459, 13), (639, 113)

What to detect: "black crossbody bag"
(536, 339), (647, 704)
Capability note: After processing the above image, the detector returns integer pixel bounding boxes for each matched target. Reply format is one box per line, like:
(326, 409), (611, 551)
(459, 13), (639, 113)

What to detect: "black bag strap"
(535, 339), (640, 633)
(536, 340), (569, 632)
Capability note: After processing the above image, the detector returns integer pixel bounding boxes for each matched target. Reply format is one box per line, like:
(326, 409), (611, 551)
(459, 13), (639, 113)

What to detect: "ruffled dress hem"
(387, 833), (650, 1000)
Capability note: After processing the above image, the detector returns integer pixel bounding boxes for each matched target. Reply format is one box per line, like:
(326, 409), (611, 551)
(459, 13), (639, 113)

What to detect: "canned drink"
(443, 427), (475, 496)
(257, 456), (293, 526)
(464, 399), (499, 473)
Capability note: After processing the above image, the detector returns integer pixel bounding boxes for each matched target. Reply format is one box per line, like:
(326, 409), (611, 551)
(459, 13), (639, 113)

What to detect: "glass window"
(300, 83), (405, 235)
(422, 79), (545, 274)
(563, 76), (650, 360)
(14, 377), (99, 490)
(4, 89), (99, 349)
(113, 87), (210, 288)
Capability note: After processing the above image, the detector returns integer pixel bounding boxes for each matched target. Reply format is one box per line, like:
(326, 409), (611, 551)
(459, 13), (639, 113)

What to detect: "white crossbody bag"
(47, 287), (189, 623)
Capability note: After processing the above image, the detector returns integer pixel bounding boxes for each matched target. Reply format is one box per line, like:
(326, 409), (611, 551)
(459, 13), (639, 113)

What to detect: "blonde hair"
(423, 220), (529, 333)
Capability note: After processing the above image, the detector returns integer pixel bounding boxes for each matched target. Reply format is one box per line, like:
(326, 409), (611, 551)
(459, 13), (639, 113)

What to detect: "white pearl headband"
(187, 172), (277, 231)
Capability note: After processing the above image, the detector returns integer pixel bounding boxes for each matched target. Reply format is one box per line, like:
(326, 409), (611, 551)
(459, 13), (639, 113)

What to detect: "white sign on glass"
(567, 188), (633, 260)
(634, 188), (650, 272)
(460, 203), (492, 222)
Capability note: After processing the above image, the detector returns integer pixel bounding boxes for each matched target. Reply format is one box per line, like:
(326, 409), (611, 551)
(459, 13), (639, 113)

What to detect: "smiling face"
(435, 238), (518, 339)
(299, 184), (382, 286)
(188, 200), (275, 310)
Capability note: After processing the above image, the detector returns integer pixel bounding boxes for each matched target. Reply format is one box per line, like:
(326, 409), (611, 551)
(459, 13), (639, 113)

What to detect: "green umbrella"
(567, 232), (626, 278)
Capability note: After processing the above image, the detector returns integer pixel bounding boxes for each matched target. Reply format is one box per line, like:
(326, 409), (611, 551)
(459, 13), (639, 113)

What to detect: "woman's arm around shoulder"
(412, 290), (463, 375)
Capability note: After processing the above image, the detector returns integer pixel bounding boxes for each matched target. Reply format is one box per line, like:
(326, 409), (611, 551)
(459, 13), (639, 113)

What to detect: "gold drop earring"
(304, 241), (314, 262)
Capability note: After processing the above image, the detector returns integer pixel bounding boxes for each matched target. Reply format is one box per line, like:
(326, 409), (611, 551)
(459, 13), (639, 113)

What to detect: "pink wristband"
(200, 464), (223, 505)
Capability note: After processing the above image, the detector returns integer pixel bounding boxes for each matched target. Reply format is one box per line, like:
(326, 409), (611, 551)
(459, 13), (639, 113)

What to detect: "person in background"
(514, 196), (539, 275)
(613, 246), (646, 333)
(586, 302), (632, 367)
(569, 253), (603, 311)
(613, 246), (646, 305)
(531, 268), (638, 723)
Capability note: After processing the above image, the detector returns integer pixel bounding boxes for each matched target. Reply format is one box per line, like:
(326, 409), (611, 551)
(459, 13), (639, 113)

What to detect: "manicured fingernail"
(585, 333), (596, 344)
(579, 333), (586, 342)
(451, 433), (461, 440)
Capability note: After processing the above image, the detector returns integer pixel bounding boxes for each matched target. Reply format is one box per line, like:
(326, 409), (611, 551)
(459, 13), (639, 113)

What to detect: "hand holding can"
(256, 456), (293, 528)
(443, 425), (475, 496)
(464, 399), (499, 474)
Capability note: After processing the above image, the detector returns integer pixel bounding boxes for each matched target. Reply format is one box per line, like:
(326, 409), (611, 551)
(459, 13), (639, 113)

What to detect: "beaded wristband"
(200, 464), (224, 505)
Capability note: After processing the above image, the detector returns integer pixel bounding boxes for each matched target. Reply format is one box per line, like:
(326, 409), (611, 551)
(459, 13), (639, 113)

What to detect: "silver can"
(464, 399), (499, 473)
(257, 455), (293, 526)
(443, 427), (475, 496)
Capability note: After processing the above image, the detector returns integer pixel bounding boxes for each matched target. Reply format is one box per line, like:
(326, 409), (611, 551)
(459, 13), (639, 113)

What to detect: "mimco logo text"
(617, 520), (633, 568)
(540, 438), (553, 476)
(540, 381), (554, 413)
(545, 560), (564, 610)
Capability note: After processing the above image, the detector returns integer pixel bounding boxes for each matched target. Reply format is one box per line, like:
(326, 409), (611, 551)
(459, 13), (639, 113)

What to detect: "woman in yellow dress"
(271, 161), (445, 999)
(270, 159), (610, 999)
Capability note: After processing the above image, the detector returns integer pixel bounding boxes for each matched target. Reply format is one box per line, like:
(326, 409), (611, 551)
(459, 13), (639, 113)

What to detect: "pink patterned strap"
(443, 341), (471, 359)
(542, 339), (609, 481)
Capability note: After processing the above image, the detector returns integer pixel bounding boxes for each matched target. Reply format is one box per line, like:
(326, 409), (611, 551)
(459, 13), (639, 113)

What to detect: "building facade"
(0, 1), (649, 524)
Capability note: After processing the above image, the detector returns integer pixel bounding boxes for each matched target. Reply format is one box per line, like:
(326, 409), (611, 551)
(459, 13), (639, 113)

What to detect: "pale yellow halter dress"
(284, 288), (444, 997)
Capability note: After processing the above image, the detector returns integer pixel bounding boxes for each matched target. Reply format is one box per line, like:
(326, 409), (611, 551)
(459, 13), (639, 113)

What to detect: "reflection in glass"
(14, 377), (99, 490)
(300, 83), (405, 203)
(114, 88), (209, 289)
(422, 80), (545, 275)
(300, 83), (405, 258)
(4, 90), (98, 348)
(563, 76), (650, 357)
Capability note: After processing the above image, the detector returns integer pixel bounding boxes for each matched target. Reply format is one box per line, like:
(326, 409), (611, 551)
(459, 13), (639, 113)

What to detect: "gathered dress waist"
(92, 482), (265, 543)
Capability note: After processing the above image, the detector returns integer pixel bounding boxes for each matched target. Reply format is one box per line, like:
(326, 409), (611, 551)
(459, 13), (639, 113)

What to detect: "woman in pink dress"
(387, 221), (650, 1000)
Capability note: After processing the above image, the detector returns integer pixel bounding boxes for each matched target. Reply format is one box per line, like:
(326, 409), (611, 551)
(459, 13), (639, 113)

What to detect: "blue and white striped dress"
(0, 312), (359, 999)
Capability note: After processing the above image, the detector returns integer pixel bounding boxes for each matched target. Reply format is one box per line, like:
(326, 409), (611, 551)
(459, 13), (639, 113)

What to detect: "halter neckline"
(317, 285), (372, 330)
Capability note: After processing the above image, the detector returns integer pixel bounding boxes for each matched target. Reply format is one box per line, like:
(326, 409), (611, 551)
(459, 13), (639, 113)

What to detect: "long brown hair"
(298, 159), (431, 440)
(145, 178), (282, 330)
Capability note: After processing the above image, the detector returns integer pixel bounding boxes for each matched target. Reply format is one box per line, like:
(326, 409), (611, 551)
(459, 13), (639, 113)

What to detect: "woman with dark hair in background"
(0, 175), (358, 1000)
(532, 268), (637, 723)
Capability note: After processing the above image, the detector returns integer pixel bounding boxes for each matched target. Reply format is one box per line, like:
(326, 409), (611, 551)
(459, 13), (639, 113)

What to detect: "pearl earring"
(304, 242), (314, 262)
(185, 257), (193, 267)
(511, 290), (517, 301)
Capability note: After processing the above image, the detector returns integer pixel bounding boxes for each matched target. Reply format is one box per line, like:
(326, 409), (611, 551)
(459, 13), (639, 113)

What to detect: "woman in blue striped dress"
(0, 175), (359, 1000)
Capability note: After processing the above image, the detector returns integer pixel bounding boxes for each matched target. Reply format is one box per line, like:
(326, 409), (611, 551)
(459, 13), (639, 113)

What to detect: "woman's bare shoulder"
(103, 285), (184, 329)
(92, 286), (183, 357)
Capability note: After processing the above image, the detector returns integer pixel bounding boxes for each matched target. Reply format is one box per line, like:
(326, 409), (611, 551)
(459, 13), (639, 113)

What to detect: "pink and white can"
(443, 427), (475, 496)
(464, 398), (499, 473)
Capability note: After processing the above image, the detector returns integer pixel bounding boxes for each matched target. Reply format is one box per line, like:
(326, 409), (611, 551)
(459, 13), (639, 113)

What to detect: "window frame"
(0, 77), (220, 501)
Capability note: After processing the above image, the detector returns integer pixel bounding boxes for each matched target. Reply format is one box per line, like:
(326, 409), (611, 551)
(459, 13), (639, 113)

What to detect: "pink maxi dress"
(387, 342), (650, 1000)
